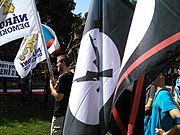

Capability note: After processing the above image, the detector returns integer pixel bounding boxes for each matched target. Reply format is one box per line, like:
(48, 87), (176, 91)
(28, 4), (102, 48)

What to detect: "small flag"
(14, 33), (46, 78)
(42, 24), (60, 54)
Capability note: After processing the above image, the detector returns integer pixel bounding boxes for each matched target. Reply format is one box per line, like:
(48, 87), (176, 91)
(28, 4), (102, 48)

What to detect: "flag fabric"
(42, 24), (60, 54)
(14, 24), (60, 78)
(14, 33), (46, 78)
(63, 0), (133, 134)
(110, 0), (180, 134)
(0, 0), (40, 46)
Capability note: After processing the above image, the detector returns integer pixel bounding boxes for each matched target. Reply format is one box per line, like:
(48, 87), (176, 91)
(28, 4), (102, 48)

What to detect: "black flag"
(110, 0), (180, 134)
(63, 0), (133, 134)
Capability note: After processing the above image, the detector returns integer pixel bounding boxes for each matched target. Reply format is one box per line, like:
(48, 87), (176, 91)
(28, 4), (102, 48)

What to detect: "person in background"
(174, 68), (180, 107)
(49, 54), (73, 135)
(145, 73), (180, 135)
(144, 83), (156, 130)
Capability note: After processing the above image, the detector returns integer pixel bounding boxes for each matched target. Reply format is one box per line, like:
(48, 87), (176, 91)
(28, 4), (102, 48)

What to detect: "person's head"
(177, 68), (180, 75)
(56, 54), (71, 72)
(152, 73), (166, 91)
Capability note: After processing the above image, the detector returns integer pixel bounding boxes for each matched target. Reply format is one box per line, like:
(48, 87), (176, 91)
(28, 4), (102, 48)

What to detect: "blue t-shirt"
(150, 88), (178, 135)
(176, 76), (180, 86)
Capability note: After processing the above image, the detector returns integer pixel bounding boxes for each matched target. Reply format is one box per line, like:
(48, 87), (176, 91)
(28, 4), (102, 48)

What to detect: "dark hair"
(57, 54), (71, 66)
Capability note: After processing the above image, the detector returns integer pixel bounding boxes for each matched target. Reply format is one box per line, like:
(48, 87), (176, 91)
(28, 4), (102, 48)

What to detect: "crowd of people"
(48, 45), (179, 135)
(47, 53), (179, 135)
(1, 11), (178, 134)
(0, 18), (179, 134)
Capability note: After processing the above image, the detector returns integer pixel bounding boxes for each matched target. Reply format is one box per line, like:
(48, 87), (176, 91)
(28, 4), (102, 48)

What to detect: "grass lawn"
(0, 93), (54, 135)
(0, 93), (112, 135)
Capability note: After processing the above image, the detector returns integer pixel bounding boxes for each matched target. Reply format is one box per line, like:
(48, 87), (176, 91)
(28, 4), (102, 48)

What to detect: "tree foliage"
(36, 0), (82, 50)
(0, 0), (83, 61)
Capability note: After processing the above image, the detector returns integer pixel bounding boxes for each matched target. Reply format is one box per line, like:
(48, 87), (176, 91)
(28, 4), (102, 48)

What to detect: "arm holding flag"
(49, 54), (73, 135)
(49, 78), (64, 102)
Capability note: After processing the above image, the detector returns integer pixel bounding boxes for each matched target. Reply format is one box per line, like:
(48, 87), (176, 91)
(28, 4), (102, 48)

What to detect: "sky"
(73, 0), (91, 16)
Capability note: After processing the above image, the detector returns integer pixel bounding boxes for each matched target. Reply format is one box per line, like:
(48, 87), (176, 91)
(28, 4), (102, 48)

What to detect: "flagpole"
(31, 0), (54, 79)
(0, 0), (6, 9)
(37, 12), (54, 78)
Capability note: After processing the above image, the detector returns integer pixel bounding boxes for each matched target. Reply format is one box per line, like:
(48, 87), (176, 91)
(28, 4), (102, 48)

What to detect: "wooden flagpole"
(31, 0), (54, 79)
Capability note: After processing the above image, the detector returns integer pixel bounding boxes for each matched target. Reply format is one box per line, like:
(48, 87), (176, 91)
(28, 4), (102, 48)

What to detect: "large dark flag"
(110, 0), (180, 134)
(63, 0), (133, 134)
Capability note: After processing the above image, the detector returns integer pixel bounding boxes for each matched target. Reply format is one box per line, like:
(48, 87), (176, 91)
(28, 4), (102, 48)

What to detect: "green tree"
(36, 0), (82, 52)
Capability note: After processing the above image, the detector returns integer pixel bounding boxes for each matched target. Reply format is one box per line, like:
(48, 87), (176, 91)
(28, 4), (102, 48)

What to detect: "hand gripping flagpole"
(31, 0), (54, 79)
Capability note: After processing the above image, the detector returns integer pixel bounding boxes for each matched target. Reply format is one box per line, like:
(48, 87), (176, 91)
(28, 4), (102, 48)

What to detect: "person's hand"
(155, 128), (166, 135)
(49, 78), (55, 89)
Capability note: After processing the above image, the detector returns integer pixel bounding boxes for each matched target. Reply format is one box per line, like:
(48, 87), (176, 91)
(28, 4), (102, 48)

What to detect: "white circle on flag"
(69, 28), (121, 125)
